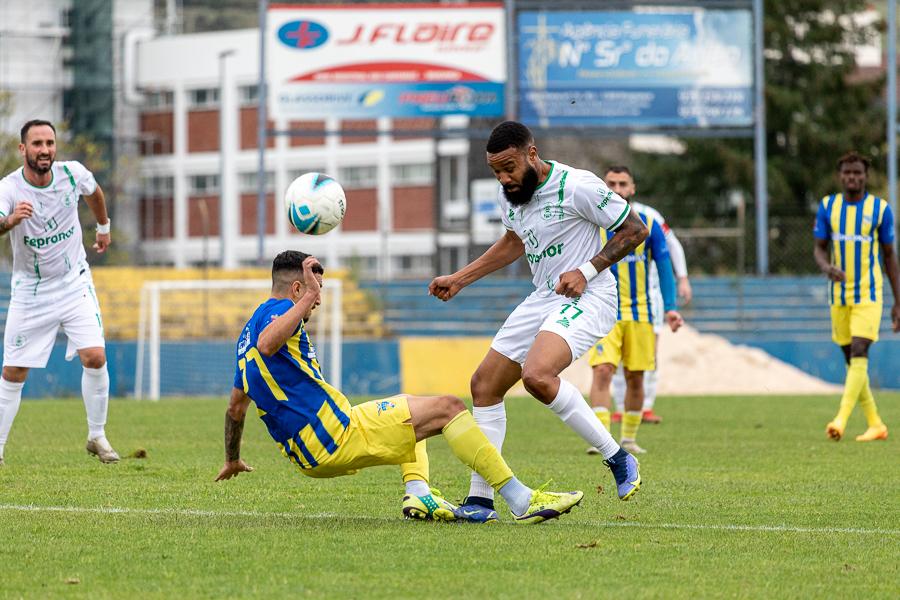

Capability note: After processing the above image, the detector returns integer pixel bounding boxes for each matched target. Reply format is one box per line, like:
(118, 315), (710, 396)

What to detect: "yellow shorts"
(830, 303), (882, 346)
(587, 321), (656, 371)
(298, 394), (418, 479)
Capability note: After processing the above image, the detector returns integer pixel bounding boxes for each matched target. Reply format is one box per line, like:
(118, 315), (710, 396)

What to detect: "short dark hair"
(836, 151), (870, 172)
(20, 119), (56, 143)
(605, 165), (634, 179)
(271, 250), (324, 285)
(486, 121), (533, 153)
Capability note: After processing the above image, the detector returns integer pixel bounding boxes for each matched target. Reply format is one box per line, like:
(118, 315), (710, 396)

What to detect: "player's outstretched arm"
(83, 185), (111, 253)
(429, 229), (524, 301)
(216, 387), (254, 481)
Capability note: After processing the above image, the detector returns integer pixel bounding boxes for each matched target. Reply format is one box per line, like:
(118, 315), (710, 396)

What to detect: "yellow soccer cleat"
(855, 424), (888, 442)
(825, 420), (844, 441)
(513, 483), (584, 524)
(402, 488), (458, 522)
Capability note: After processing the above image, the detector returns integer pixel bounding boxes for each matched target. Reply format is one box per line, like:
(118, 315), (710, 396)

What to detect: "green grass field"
(0, 393), (898, 599)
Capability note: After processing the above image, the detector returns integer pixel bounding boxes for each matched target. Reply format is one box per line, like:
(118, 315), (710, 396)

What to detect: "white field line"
(0, 503), (898, 536)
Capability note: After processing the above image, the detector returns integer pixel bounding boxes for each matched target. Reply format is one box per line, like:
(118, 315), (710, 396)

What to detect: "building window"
(188, 174), (220, 195)
(287, 167), (327, 183)
(143, 176), (174, 197)
(238, 171), (275, 194)
(145, 91), (174, 110)
(390, 163), (433, 186)
(338, 165), (377, 189)
(188, 88), (219, 109)
(239, 85), (259, 106)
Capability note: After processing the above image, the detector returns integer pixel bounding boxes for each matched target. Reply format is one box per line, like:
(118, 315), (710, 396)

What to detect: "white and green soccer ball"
(284, 172), (346, 235)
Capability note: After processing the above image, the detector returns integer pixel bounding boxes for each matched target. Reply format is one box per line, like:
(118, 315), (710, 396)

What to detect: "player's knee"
(1, 366), (28, 383)
(437, 396), (466, 427)
(521, 366), (552, 396)
(470, 369), (493, 402)
(81, 354), (106, 369)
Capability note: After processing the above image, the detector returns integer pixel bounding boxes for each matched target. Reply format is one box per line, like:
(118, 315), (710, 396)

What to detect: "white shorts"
(3, 270), (105, 369)
(650, 286), (664, 333)
(491, 284), (618, 365)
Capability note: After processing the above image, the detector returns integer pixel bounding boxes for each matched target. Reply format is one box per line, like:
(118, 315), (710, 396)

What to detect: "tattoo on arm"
(590, 222), (647, 273)
(0, 216), (11, 235)
(224, 413), (245, 461)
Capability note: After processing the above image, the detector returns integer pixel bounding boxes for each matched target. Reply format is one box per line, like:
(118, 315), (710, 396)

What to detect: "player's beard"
(502, 164), (539, 206)
(26, 150), (54, 175)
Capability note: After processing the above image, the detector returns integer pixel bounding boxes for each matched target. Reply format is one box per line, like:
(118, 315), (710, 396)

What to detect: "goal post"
(134, 279), (342, 400)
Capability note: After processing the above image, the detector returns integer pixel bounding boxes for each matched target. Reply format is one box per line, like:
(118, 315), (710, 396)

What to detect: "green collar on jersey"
(20, 167), (54, 189)
(534, 161), (555, 191)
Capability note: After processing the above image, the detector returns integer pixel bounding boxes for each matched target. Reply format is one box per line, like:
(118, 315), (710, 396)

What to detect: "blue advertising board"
(517, 10), (754, 128)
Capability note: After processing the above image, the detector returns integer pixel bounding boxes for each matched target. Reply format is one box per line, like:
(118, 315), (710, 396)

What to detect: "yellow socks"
(836, 357), (868, 426)
(400, 440), (430, 484)
(621, 411), (642, 442)
(442, 410), (513, 490)
(593, 407), (611, 431)
(857, 379), (884, 428)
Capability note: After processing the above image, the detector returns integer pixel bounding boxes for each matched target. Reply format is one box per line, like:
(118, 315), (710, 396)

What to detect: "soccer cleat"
(621, 440), (647, 455)
(826, 420), (844, 441)
(454, 503), (499, 523)
(86, 437), (120, 463)
(855, 424), (888, 442)
(402, 488), (458, 522)
(604, 447), (641, 501)
(611, 412), (622, 423)
(513, 483), (584, 524)
(586, 446), (601, 455)
(642, 409), (662, 424)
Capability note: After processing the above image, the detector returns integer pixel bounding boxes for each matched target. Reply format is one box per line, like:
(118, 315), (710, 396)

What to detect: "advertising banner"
(518, 10), (753, 128)
(268, 3), (506, 119)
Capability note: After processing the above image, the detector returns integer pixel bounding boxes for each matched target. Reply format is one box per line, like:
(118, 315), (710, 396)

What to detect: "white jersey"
(0, 161), (96, 296)
(499, 160), (630, 294)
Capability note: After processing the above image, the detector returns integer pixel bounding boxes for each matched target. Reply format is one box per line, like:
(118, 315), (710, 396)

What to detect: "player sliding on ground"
(429, 121), (647, 522)
(215, 251), (584, 524)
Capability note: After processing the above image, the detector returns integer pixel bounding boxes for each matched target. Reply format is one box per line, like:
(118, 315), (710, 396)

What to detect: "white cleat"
(621, 441), (647, 455)
(586, 446), (601, 455)
(86, 437), (120, 463)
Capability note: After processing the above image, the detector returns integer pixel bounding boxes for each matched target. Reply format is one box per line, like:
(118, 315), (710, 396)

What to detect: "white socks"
(467, 403), (507, 500)
(0, 377), (25, 457)
(644, 369), (658, 410)
(82, 365), (110, 440)
(498, 477), (532, 516)
(548, 378), (620, 459)
(405, 479), (430, 497)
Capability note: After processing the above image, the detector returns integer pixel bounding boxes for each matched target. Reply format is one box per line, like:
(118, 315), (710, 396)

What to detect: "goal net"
(134, 279), (342, 400)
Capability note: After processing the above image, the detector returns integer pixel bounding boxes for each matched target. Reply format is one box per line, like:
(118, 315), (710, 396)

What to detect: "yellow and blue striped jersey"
(814, 193), (895, 305)
(599, 207), (677, 322)
(233, 298), (350, 470)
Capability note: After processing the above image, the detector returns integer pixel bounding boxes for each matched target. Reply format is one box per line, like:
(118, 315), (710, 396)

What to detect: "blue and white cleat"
(604, 447), (641, 500)
(454, 501), (499, 524)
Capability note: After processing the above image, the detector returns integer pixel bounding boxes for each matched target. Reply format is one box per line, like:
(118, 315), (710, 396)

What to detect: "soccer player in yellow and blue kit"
(215, 250), (584, 523)
(587, 166), (684, 455)
(814, 152), (900, 442)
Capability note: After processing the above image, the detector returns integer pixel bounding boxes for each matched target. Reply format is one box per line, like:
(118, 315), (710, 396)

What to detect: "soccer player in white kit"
(429, 121), (647, 521)
(0, 120), (119, 465)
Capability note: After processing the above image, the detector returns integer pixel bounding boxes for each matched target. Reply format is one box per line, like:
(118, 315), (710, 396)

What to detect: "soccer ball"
(284, 172), (346, 235)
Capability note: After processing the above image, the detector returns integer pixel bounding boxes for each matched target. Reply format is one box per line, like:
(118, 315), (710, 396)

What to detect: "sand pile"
(512, 324), (840, 396)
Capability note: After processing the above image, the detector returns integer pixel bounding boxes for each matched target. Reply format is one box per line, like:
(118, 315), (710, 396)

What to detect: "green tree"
(633, 0), (885, 274)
